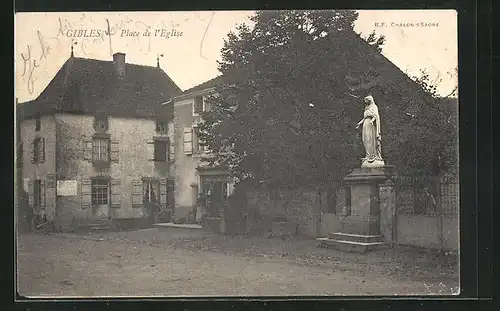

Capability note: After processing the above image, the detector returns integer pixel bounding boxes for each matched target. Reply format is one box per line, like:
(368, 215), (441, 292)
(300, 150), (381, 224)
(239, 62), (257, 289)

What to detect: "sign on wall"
(57, 180), (78, 196)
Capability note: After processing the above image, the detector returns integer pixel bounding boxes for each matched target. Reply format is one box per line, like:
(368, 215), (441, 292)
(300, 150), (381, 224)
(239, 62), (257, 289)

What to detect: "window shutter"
(40, 180), (46, 209)
(81, 179), (92, 209)
(183, 127), (193, 154)
(167, 179), (175, 208)
(83, 138), (92, 161)
(147, 141), (155, 161)
(160, 178), (167, 208)
(39, 138), (46, 163)
(110, 140), (119, 163)
(132, 180), (143, 207)
(155, 120), (160, 132)
(111, 179), (121, 208)
(31, 139), (36, 163)
(169, 141), (175, 162)
(27, 180), (34, 208)
(166, 143), (170, 162)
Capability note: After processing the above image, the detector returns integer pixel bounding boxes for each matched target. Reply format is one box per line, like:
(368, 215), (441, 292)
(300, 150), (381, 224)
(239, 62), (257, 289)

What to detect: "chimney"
(113, 52), (126, 78)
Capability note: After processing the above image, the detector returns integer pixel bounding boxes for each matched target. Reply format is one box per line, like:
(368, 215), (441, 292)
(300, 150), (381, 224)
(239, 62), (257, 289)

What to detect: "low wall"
(245, 187), (346, 238)
(244, 185), (459, 251)
(396, 214), (459, 251)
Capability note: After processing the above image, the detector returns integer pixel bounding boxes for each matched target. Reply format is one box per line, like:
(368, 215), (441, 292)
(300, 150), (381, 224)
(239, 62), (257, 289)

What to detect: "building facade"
(16, 52), (181, 230)
(169, 78), (233, 223)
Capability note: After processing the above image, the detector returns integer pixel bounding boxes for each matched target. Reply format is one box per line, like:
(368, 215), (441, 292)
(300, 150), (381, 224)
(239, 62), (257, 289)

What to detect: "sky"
(15, 10), (458, 103)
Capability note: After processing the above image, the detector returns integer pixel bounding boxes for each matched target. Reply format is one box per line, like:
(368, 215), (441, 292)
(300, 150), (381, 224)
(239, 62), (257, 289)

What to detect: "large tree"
(198, 10), (457, 186)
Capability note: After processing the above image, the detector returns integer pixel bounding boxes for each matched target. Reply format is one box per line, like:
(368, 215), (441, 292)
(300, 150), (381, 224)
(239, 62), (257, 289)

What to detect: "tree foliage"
(408, 69), (458, 175)
(198, 10), (458, 186)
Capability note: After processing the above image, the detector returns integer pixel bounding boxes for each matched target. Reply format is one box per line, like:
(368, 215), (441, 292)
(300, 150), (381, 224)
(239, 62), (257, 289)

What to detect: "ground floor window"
(91, 178), (109, 205)
(143, 180), (159, 203)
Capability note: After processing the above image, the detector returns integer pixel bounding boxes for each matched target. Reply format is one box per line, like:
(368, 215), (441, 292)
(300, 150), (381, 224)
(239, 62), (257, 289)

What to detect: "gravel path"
(16, 229), (459, 297)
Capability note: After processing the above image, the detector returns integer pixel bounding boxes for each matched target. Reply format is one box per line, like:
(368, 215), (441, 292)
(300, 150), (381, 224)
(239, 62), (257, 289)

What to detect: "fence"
(395, 173), (459, 216)
(243, 172), (459, 251)
(319, 173), (459, 217)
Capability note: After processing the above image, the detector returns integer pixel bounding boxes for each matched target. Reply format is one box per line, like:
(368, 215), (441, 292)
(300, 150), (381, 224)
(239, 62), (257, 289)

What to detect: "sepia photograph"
(15, 10), (459, 297)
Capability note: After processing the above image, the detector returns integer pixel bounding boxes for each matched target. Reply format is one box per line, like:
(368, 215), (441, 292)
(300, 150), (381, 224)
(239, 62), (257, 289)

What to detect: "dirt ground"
(16, 228), (459, 297)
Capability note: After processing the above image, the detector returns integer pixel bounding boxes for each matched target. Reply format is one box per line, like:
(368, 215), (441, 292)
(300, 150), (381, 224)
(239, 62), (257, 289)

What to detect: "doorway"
(202, 180), (228, 217)
(143, 179), (160, 224)
(91, 178), (110, 219)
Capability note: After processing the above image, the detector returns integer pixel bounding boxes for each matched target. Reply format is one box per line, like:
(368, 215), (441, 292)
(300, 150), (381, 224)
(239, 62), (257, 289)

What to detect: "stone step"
(78, 220), (112, 231)
(316, 237), (390, 253)
(328, 232), (385, 244)
(90, 226), (111, 231)
(153, 222), (203, 231)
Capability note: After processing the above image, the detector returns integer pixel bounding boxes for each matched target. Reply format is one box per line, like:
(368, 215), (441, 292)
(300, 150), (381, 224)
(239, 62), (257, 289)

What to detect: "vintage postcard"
(15, 10), (459, 297)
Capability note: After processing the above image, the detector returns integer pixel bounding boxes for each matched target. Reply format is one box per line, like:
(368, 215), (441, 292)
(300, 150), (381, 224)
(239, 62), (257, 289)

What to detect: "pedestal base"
(361, 159), (385, 168)
(316, 166), (395, 253)
(317, 232), (390, 253)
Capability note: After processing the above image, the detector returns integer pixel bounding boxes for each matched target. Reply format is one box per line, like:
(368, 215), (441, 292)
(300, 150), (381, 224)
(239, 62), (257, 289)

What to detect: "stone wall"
(20, 115), (57, 222)
(246, 186), (343, 238)
(54, 113), (171, 230)
(244, 182), (459, 251)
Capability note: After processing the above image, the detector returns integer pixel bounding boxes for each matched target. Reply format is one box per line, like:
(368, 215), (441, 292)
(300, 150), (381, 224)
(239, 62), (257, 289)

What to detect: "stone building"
(16, 51), (181, 230)
(168, 77), (233, 223)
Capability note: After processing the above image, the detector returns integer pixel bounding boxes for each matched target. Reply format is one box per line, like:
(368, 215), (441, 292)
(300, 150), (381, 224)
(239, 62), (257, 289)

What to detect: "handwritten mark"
(135, 21), (152, 52)
(37, 31), (49, 60)
(37, 31), (60, 60)
(200, 12), (216, 60)
(105, 19), (113, 56)
(27, 60), (39, 94)
(20, 45), (31, 77)
(20, 45), (40, 94)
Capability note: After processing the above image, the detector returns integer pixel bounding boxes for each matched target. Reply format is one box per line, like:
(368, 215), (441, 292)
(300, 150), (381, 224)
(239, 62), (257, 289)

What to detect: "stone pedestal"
(317, 166), (396, 253)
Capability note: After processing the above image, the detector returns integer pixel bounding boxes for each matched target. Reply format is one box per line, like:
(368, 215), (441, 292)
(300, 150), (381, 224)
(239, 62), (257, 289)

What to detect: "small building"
(168, 77), (234, 223)
(16, 51), (182, 230)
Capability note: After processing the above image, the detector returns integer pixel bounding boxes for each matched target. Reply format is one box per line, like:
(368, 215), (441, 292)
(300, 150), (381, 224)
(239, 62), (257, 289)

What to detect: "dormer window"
(93, 115), (109, 132)
(97, 121), (106, 131)
(156, 120), (167, 134)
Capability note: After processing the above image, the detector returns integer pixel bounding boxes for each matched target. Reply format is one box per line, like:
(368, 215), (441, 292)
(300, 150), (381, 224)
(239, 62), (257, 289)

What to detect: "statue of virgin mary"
(355, 95), (385, 167)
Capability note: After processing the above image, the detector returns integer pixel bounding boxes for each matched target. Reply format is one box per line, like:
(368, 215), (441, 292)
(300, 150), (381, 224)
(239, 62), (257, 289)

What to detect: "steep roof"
(17, 55), (182, 120)
(176, 76), (223, 99)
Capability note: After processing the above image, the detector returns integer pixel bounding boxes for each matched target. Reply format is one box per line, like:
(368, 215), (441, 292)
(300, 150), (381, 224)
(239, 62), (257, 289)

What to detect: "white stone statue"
(355, 95), (385, 168)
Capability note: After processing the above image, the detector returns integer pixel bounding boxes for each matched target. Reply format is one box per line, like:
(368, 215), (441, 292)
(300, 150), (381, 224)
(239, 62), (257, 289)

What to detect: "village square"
(15, 10), (459, 297)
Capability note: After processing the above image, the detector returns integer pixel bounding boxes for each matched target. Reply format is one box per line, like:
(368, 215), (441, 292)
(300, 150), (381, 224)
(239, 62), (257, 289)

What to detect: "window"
(91, 178), (109, 205)
(93, 116), (109, 132)
(193, 96), (204, 115)
(32, 137), (45, 163)
(154, 141), (168, 162)
(35, 116), (41, 131)
(156, 121), (167, 134)
(195, 128), (210, 154)
(143, 180), (159, 203)
(96, 121), (106, 131)
(191, 125), (209, 154)
(33, 180), (42, 208)
(16, 141), (23, 166)
(92, 138), (110, 162)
